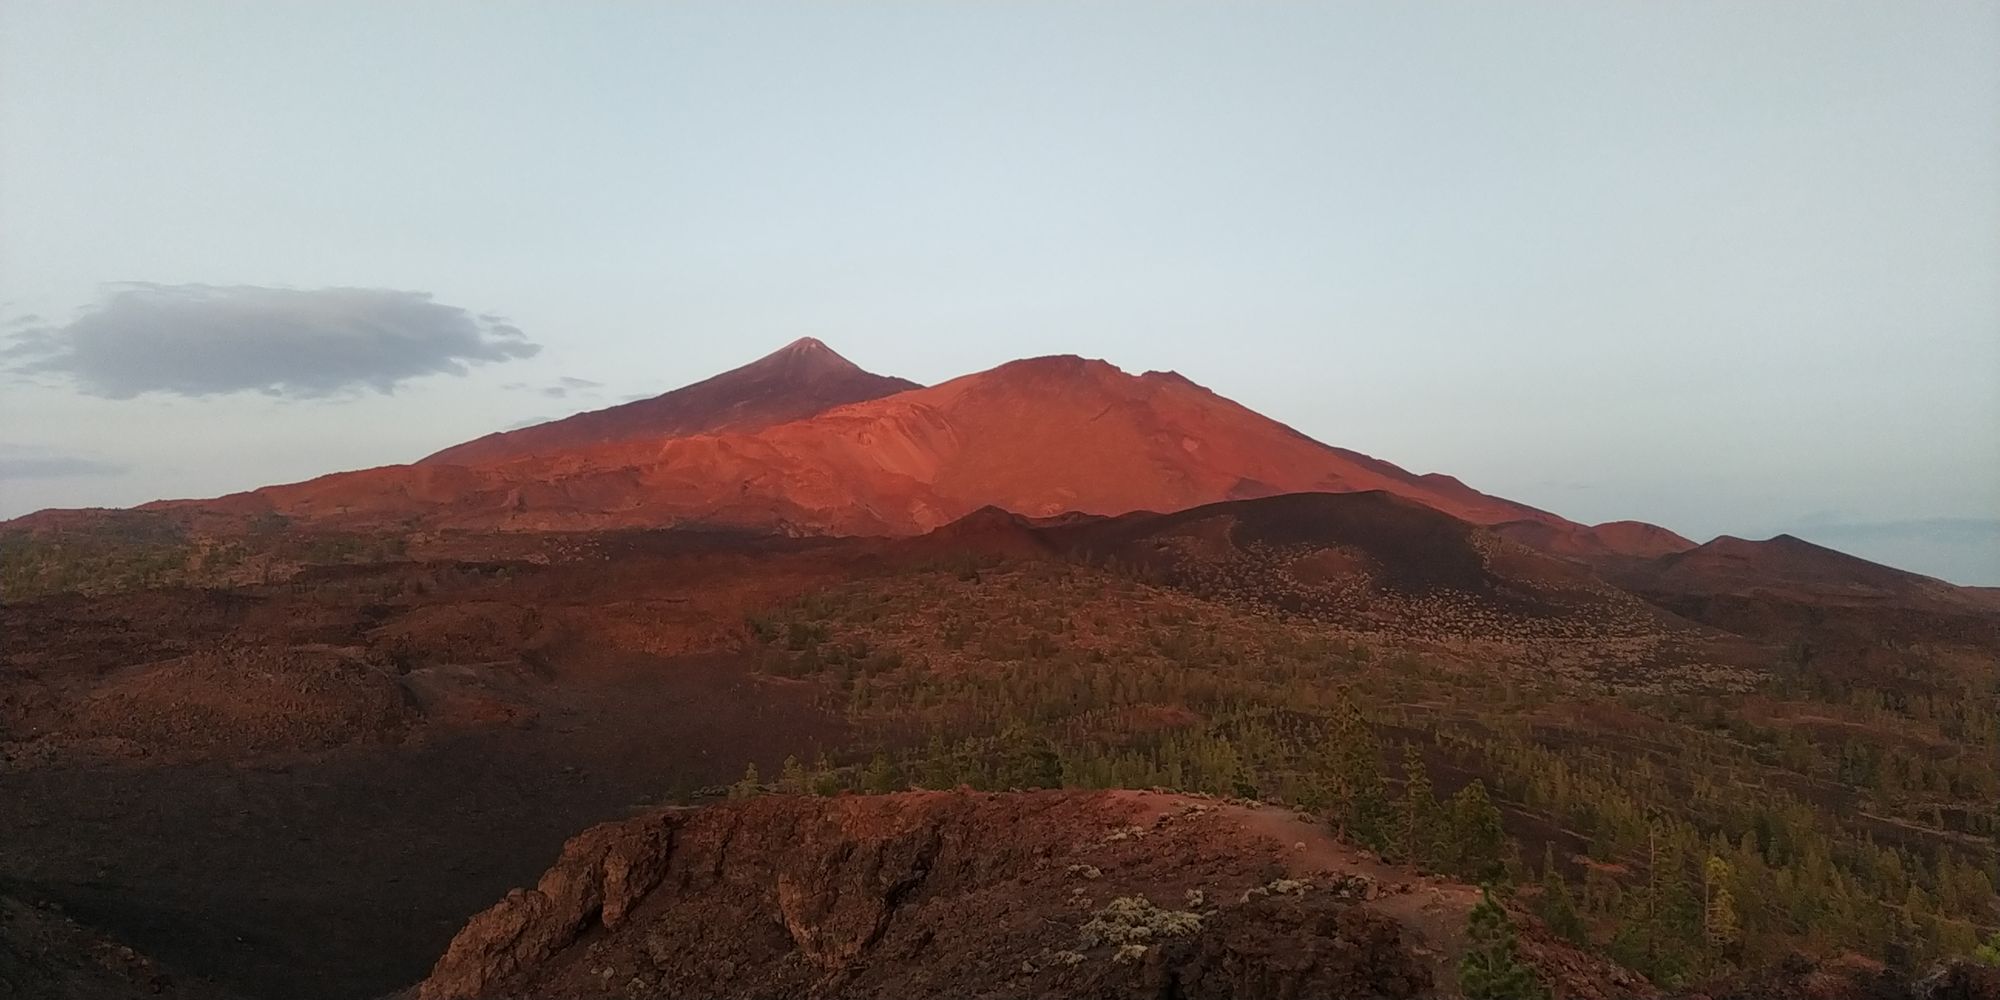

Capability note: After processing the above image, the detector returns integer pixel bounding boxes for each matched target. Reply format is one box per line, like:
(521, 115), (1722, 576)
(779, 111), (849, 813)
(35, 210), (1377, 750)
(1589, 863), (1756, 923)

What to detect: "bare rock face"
(417, 790), (1639, 1000)
(773, 814), (941, 969)
(418, 812), (677, 1000)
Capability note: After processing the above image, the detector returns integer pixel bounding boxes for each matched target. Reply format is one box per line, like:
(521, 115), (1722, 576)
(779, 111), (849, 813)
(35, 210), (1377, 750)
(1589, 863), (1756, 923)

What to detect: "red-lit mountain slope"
(175, 351), (1573, 537)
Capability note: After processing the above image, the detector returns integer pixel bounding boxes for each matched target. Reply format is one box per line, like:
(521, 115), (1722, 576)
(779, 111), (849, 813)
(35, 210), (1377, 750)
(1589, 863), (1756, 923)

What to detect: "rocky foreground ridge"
(414, 789), (1642, 1000)
(412, 790), (2000, 1000)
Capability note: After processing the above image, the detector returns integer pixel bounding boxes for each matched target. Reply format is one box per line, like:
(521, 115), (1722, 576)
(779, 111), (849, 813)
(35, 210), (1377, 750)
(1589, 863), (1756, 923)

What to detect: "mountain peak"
(972, 354), (1127, 388)
(749, 337), (863, 379)
(417, 337), (913, 466)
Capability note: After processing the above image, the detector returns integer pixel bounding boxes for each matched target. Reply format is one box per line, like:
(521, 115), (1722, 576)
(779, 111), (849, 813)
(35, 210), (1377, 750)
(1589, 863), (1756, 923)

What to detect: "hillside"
(4, 503), (1998, 997)
(1028, 491), (1685, 653)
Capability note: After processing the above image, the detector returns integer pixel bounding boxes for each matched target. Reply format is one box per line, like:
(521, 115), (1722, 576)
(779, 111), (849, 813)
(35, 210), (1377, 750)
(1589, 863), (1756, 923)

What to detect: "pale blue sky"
(2, 2), (1996, 583)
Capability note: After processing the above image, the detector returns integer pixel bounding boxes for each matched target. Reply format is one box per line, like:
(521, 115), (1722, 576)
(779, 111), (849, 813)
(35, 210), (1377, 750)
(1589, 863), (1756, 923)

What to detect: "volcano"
(169, 347), (1576, 538)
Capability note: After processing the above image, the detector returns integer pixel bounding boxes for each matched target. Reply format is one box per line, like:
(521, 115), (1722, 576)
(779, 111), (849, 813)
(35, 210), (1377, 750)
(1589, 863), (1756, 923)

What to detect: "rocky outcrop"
(417, 790), (1634, 1000)
(418, 812), (678, 1000)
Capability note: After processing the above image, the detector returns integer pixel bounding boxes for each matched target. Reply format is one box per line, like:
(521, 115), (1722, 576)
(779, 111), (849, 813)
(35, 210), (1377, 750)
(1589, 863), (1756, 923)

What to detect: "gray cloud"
(0, 445), (129, 480)
(1792, 517), (2000, 586)
(4, 284), (540, 399)
(507, 375), (605, 399)
(1795, 517), (2000, 543)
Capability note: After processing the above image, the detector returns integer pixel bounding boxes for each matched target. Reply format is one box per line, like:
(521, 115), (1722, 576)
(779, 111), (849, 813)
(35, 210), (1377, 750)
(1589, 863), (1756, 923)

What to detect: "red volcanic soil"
(1588, 520), (1698, 558)
(419, 337), (919, 466)
(151, 352), (1572, 537)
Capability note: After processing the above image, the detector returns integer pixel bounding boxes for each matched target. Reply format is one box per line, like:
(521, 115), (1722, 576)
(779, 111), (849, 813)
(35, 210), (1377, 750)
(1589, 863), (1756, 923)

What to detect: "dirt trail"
(1116, 791), (1485, 978)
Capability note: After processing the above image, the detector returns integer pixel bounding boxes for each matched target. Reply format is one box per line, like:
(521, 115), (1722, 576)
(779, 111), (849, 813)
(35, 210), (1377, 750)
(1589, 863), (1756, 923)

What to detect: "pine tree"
(1655, 830), (1702, 955)
(1460, 885), (1551, 1000)
(810, 751), (842, 796)
(779, 755), (807, 795)
(730, 762), (761, 799)
(1538, 844), (1586, 944)
(862, 752), (900, 794)
(1325, 700), (1391, 850)
(918, 734), (956, 790)
(1449, 780), (1507, 882)
(1628, 823), (1697, 986)
(1400, 743), (1440, 867)
(1703, 855), (1740, 965)
(995, 723), (1064, 790)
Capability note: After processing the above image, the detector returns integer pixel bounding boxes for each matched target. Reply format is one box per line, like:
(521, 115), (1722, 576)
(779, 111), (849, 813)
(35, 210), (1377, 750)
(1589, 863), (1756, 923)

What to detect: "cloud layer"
(0, 454), (129, 480)
(5, 284), (540, 398)
(1795, 517), (2000, 586)
(504, 375), (605, 399)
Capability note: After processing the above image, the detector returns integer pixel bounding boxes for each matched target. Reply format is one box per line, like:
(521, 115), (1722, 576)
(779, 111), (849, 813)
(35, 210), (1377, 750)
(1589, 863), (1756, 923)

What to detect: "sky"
(1, 2), (1996, 584)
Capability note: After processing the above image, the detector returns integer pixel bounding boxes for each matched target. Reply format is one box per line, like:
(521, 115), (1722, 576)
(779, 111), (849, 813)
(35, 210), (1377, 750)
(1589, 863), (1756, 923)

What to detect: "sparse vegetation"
(7, 513), (1995, 992)
(1460, 886), (1550, 1000)
(1076, 895), (1205, 950)
(744, 557), (2000, 981)
(0, 516), (414, 600)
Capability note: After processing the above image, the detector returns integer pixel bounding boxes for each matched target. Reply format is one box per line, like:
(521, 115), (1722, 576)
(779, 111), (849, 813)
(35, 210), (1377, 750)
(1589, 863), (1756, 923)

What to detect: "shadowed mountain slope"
(1047, 491), (1510, 596)
(1016, 491), (1691, 652)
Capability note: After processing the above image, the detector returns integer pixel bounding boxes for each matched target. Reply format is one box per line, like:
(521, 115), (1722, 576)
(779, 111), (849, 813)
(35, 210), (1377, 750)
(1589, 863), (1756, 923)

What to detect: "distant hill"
(1617, 532), (1990, 611)
(1491, 518), (1697, 562)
